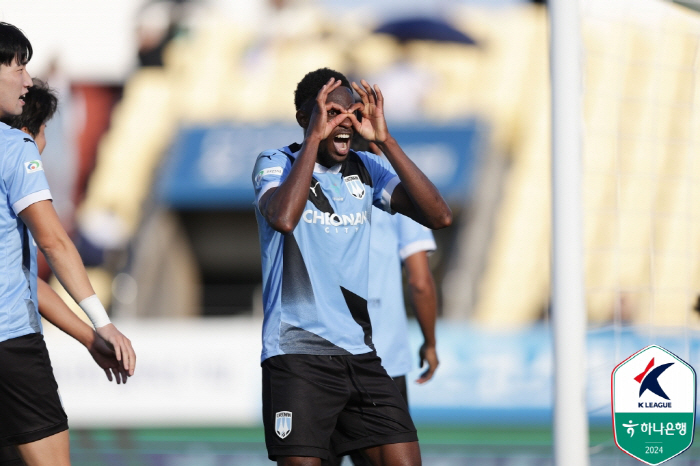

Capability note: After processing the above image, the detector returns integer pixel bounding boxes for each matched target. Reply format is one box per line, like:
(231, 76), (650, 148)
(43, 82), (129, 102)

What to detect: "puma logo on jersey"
(310, 180), (321, 197)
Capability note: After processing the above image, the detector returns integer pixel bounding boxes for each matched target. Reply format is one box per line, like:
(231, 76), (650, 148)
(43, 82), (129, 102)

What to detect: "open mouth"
(333, 133), (351, 155)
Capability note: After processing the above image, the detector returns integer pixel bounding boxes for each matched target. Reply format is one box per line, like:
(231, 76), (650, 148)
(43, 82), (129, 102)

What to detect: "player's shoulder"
(256, 148), (287, 162)
(353, 150), (393, 172)
(0, 123), (36, 160)
(255, 144), (298, 166)
(0, 123), (32, 146)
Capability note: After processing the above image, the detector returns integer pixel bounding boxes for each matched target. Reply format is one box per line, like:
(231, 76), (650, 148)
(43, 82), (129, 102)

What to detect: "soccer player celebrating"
(252, 67), (451, 466)
(0, 23), (135, 466)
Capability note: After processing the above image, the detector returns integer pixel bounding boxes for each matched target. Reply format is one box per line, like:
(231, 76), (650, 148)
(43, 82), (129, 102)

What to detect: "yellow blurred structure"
(470, 0), (700, 329)
(77, 0), (700, 328)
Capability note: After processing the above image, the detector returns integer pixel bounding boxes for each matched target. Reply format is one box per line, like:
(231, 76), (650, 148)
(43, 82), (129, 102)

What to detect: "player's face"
(317, 87), (354, 167)
(0, 57), (31, 118)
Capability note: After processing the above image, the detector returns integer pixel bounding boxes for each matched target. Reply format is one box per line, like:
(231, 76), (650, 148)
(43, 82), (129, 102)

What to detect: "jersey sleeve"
(396, 213), (437, 260)
(252, 150), (291, 207)
(2, 135), (52, 215)
(358, 151), (399, 213)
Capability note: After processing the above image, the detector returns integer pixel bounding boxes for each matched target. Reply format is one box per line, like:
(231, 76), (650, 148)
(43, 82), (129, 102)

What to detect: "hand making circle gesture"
(306, 77), (354, 141)
(349, 79), (389, 143)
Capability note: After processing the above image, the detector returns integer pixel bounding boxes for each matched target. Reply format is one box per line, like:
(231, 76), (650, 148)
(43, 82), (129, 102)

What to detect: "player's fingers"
(348, 102), (364, 114)
(119, 344), (130, 374)
(315, 79), (334, 104)
(360, 80), (375, 105)
(104, 368), (112, 382)
(317, 78), (340, 102)
(112, 367), (121, 385)
(352, 81), (368, 103)
(374, 84), (384, 106)
(120, 367), (129, 384)
(127, 344), (136, 375)
(325, 102), (346, 113)
(417, 366), (435, 384)
(113, 339), (123, 363)
(328, 113), (350, 129)
(346, 112), (362, 132)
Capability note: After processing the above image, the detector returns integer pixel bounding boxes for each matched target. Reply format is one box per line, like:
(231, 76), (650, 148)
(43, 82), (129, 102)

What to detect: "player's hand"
(307, 78), (353, 141)
(416, 342), (438, 384)
(87, 331), (131, 384)
(96, 323), (136, 377)
(348, 79), (389, 143)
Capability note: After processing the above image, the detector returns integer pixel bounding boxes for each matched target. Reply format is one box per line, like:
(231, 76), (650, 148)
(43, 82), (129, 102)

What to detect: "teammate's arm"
(259, 78), (350, 233)
(37, 279), (130, 383)
(19, 200), (136, 375)
(348, 80), (452, 230)
(403, 251), (439, 383)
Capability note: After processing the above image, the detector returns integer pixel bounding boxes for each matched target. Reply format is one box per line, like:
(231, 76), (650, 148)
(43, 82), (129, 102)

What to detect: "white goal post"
(549, 0), (590, 465)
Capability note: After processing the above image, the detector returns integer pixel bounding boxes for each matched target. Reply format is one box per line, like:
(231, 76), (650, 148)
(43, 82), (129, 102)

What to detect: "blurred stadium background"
(4, 0), (700, 464)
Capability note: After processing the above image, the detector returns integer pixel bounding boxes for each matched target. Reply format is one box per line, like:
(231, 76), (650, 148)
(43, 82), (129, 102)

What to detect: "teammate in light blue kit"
(369, 208), (438, 387)
(0, 23), (135, 466)
(360, 139), (439, 390)
(253, 68), (451, 466)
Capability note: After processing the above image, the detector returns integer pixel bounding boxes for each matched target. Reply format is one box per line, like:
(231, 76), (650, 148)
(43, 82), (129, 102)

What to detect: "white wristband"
(78, 294), (112, 329)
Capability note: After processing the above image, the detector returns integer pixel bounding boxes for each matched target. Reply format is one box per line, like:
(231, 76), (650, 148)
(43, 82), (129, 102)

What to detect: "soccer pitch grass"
(67, 425), (700, 465)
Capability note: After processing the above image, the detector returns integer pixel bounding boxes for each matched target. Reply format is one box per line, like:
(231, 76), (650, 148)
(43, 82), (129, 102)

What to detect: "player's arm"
(403, 251), (439, 383)
(37, 279), (130, 383)
(19, 200), (136, 375)
(259, 78), (350, 234)
(348, 80), (452, 230)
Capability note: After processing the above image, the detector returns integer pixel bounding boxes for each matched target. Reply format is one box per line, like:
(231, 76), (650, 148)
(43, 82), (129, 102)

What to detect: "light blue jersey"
(0, 123), (52, 343)
(253, 143), (399, 362)
(369, 208), (436, 377)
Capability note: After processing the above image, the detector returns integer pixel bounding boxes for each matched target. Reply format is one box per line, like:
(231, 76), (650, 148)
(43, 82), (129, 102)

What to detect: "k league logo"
(612, 345), (696, 465)
(344, 175), (365, 200)
(635, 358), (673, 402)
(275, 411), (292, 439)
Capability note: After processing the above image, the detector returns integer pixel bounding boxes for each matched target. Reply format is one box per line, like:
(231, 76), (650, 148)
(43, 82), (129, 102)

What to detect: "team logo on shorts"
(275, 411), (292, 439)
(344, 175), (365, 199)
(25, 160), (43, 174)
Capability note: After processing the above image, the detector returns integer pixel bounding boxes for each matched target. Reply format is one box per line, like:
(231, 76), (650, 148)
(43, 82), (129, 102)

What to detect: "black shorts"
(0, 445), (26, 466)
(392, 375), (408, 405)
(0, 445), (23, 466)
(262, 352), (417, 461)
(0, 333), (68, 447)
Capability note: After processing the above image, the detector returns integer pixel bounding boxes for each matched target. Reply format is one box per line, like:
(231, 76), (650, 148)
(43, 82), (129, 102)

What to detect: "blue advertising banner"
(156, 121), (485, 209)
(405, 322), (700, 426)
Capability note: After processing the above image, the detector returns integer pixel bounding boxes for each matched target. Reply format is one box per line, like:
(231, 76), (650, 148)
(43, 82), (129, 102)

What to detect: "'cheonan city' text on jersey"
(0, 123), (52, 343)
(253, 143), (399, 362)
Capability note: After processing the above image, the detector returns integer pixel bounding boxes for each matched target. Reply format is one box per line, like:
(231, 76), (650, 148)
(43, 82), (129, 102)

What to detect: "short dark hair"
(1, 78), (58, 136)
(0, 22), (32, 66)
(294, 68), (351, 111)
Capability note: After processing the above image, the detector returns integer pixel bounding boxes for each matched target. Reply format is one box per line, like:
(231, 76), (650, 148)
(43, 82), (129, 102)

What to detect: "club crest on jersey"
(344, 175), (365, 199)
(275, 411), (292, 439)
